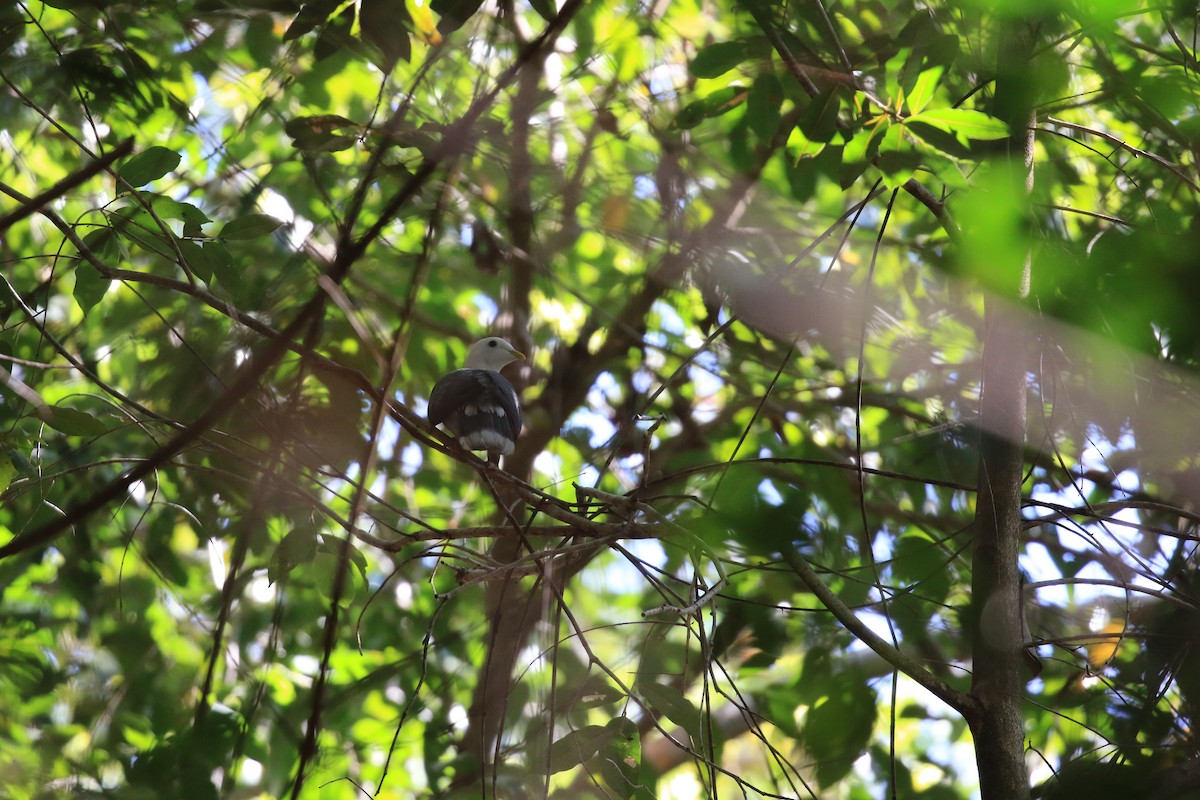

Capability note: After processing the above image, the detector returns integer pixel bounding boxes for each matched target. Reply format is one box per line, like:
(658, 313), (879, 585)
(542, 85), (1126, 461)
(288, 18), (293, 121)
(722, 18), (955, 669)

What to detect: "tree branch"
(0, 137), (133, 233)
(781, 547), (980, 722)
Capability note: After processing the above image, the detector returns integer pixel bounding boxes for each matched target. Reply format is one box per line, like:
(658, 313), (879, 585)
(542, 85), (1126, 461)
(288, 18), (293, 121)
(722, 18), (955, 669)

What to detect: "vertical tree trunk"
(968, 18), (1040, 800)
(970, 302), (1031, 799)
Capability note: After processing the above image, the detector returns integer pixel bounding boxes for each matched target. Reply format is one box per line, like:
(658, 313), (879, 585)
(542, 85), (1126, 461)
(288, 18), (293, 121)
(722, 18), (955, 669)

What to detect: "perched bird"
(427, 337), (525, 464)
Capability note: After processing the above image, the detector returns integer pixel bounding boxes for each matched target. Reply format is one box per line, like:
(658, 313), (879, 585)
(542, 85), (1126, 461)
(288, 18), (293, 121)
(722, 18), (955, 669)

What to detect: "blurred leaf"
(674, 84), (749, 129)
(690, 40), (754, 79)
(284, 0), (340, 41)
(285, 114), (364, 152)
(269, 527), (318, 585)
(528, 0), (557, 22)
(746, 72), (784, 140)
(799, 679), (876, 787)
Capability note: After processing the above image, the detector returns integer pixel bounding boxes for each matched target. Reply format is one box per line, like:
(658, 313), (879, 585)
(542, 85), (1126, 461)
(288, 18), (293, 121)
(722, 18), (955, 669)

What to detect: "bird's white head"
(463, 337), (526, 372)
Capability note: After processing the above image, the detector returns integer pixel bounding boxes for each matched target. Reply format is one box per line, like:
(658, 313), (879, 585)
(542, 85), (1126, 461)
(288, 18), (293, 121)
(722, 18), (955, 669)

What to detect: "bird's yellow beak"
(509, 347), (526, 361)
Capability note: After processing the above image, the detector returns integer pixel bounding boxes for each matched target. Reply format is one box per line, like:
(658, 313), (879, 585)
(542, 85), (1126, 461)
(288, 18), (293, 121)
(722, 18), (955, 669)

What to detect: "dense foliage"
(3, 1), (1200, 798)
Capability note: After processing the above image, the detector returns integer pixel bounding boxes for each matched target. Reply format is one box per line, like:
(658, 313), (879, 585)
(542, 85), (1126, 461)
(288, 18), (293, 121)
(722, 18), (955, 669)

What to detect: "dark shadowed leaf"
(637, 680), (702, 736)
(285, 114), (365, 152)
(219, 214), (283, 240)
(283, 0), (340, 41)
(44, 405), (107, 436)
(117, 146), (181, 189)
(431, 0), (484, 33)
(690, 40), (753, 79)
(360, 0), (411, 71)
(549, 725), (608, 773)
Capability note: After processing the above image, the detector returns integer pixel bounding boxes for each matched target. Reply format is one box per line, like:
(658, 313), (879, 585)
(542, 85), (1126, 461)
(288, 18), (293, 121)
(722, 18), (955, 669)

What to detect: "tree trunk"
(968, 18), (1040, 800)
(970, 302), (1031, 799)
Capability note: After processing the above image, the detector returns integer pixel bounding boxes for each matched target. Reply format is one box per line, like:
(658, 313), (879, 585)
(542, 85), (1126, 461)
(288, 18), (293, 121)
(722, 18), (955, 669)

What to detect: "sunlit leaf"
(907, 107), (1009, 141)
(906, 65), (943, 114)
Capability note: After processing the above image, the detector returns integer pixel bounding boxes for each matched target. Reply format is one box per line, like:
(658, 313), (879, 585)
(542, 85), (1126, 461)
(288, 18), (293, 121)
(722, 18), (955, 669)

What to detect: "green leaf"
(72, 243), (111, 314)
(219, 214), (283, 240)
(839, 121), (884, 186)
(44, 405), (107, 436)
(673, 85), (749, 130)
(876, 123), (920, 189)
(111, 206), (175, 255)
(549, 725), (608, 773)
(907, 107), (1009, 142)
(360, 0), (411, 72)
(797, 87), (846, 144)
(690, 41), (752, 79)
(142, 193), (210, 236)
(746, 72), (784, 140)
(117, 146), (181, 189)
(595, 717), (641, 800)
(637, 681), (702, 736)
(674, 100), (710, 130)
(0, 450), (16, 495)
(799, 680), (877, 787)
(430, 0), (484, 33)
(269, 528), (318, 586)
(72, 262), (109, 311)
(891, 530), (952, 602)
(200, 241), (236, 288)
(555, 673), (625, 712)
(285, 114), (363, 152)
(527, 0), (557, 22)
(283, 0), (340, 41)
(906, 66), (943, 115)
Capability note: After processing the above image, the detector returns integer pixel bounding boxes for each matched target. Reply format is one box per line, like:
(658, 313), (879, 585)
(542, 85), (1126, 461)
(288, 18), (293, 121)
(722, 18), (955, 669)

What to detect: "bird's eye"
(488, 340), (497, 347)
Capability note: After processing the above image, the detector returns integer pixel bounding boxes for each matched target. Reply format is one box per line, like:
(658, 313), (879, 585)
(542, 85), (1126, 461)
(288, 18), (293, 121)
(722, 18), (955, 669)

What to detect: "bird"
(427, 336), (525, 465)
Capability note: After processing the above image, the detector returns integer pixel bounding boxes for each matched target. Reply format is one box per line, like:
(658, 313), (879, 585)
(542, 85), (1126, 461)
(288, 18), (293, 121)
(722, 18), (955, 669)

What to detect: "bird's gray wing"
(485, 371), (521, 440)
(427, 369), (476, 426)
(428, 369), (521, 439)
